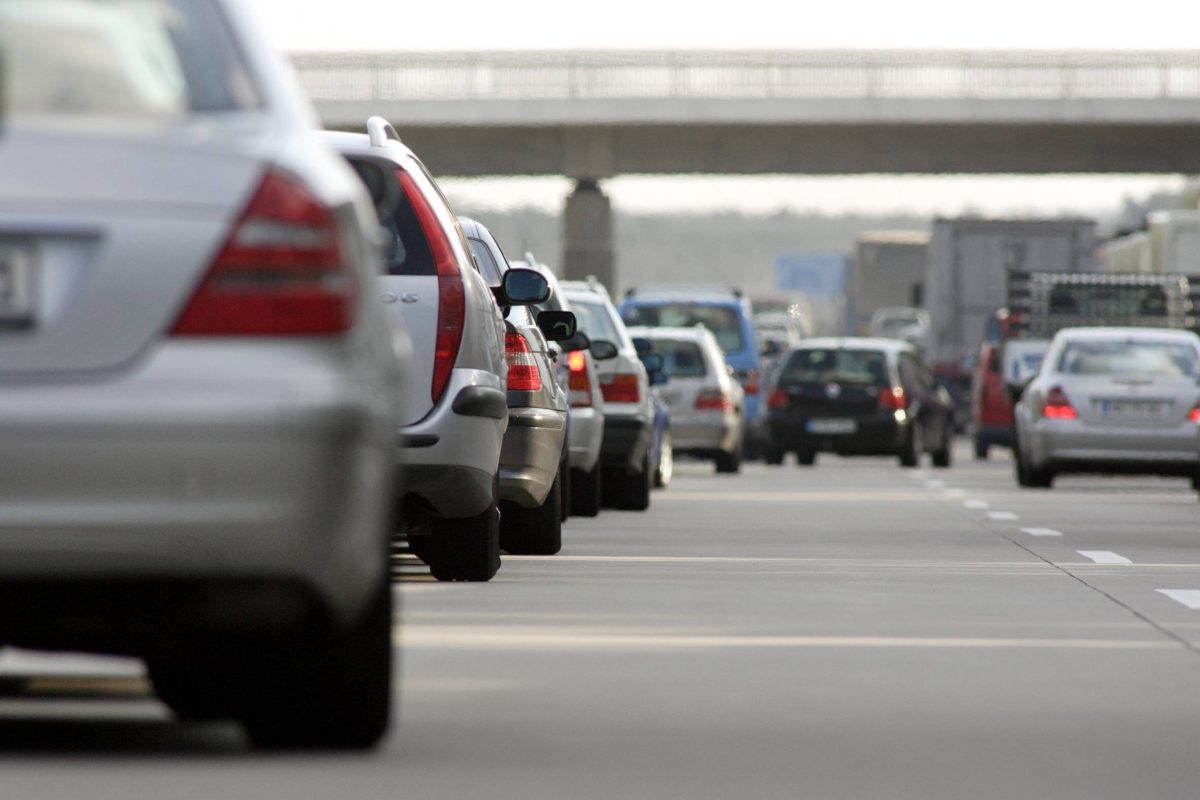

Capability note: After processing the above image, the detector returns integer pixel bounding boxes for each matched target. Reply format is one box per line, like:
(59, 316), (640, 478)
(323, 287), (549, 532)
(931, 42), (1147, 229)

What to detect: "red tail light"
(742, 369), (760, 396)
(171, 170), (356, 336)
(768, 388), (788, 410)
(878, 386), (907, 411)
(695, 388), (733, 411)
(567, 350), (592, 407)
(1190, 404), (1200, 423)
(601, 373), (640, 404)
(397, 170), (464, 403)
(1042, 386), (1077, 420)
(505, 332), (541, 391)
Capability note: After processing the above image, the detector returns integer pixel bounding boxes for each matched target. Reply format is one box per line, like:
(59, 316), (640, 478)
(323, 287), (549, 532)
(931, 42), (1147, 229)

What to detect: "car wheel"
(932, 431), (953, 469)
(427, 497), (502, 582)
(974, 434), (989, 460)
(500, 472), (563, 556)
(795, 449), (816, 466)
(715, 440), (742, 474)
(764, 445), (785, 466)
(242, 575), (393, 750)
(655, 432), (674, 488)
(1015, 444), (1054, 489)
(899, 422), (921, 468)
(148, 656), (241, 722)
(406, 534), (433, 564)
(612, 454), (652, 511)
(570, 464), (602, 517)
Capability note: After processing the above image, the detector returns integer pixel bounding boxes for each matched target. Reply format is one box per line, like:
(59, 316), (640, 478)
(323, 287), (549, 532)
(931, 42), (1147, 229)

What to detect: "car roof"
(1051, 327), (1200, 343)
(625, 325), (718, 344)
(319, 123), (418, 165)
(791, 337), (916, 353)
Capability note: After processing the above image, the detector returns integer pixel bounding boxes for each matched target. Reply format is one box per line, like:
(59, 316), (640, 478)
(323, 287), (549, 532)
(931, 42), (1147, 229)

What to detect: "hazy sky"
(246, 0), (1199, 217)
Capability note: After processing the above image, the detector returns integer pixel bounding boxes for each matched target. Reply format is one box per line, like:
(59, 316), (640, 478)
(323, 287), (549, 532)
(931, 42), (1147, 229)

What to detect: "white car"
(0, 0), (404, 748)
(1014, 327), (1200, 489)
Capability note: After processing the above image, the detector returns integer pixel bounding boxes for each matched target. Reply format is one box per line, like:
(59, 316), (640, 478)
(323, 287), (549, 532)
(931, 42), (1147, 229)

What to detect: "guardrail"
(291, 50), (1200, 102)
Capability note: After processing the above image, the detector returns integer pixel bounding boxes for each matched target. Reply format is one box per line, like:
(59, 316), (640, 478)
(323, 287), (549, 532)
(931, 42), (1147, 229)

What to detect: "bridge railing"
(291, 50), (1200, 102)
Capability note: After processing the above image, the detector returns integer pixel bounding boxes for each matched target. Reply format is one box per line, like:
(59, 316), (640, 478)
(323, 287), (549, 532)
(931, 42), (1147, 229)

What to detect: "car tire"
(500, 472), (563, 556)
(932, 431), (953, 469)
(655, 432), (674, 488)
(148, 656), (240, 722)
(974, 434), (989, 460)
(427, 497), (502, 582)
(795, 449), (816, 466)
(571, 464), (602, 517)
(242, 575), (393, 750)
(764, 446), (785, 466)
(612, 454), (652, 511)
(715, 441), (742, 474)
(899, 422), (921, 468)
(1015, 444), (1054, 489)
(406, 534), (433, 564)
(558, 457), (572, 521)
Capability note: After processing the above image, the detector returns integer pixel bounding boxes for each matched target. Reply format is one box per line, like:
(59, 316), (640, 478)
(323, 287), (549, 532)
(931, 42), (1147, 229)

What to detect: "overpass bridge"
(293, 50), (1200, 284)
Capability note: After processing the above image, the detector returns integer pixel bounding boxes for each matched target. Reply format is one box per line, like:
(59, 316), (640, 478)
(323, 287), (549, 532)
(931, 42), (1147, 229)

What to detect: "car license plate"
(0, 241), (36, 328)
(1095, 399), (1167, 418)
(807, 418), (857, 434)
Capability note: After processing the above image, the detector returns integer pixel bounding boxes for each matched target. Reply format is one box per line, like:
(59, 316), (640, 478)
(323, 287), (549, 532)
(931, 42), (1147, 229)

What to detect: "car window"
(621, 303), (746, 353)
(782, 349), (889, 385)
(467, 237), (503, 285)
(2, 0), (260, 118)
(650, 340), (707, 378)
(571, 299), (625, 347)
(1057, 339), (1199, 378)
(348, 159), (436, 277)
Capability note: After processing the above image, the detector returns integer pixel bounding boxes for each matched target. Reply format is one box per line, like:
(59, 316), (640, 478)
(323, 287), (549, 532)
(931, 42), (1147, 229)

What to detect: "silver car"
(1014, 327), (1200, 489)
(627, 325), (745, 473)
(324, 120), (512, 582)
(0, 0), (403, 748)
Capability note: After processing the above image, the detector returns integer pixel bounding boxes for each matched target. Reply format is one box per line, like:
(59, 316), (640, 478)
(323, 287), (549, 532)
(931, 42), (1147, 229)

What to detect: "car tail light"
(171, 170), (356, 336)
(505, 332), (541, 391)
(1188, 404), (1200, 423)
(1042, 386), (1077, 420)
(695, 388), (733, 411)
(741, 368), (760, 395)
(768, 388), (788, 410)
(567, 350), (592, 407)
(878, 386), (907, 411)
(601, 373), (640, 404)
(397, 170), (464, 403)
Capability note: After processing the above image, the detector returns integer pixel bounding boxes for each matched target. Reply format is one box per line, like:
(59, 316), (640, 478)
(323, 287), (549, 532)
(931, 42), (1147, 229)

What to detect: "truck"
(846, 231), (929, 335)
(1098, 210), (1200, 275)
(926, 218), (1098, 427)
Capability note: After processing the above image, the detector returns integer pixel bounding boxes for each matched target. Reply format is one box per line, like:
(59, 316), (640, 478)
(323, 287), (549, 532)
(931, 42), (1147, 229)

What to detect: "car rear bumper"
(766, 412), (908, 455)
(499, 407), (567, 508)
(671, 417), (740, 454)
(1028, 418), (1200, 472)
(600, 413), (653, 473)
(976, 424), (1014, 448)
(567, 406), (604, 472)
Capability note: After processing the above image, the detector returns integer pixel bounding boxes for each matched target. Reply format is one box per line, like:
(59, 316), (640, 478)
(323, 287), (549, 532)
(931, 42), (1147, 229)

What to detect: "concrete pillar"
(561, 179), (615, 290)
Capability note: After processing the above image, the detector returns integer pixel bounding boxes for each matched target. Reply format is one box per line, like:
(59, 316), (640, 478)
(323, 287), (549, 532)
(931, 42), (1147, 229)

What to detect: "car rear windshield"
(1058, 340), (1199, 378)
(781, 349), (890, 385)
(651, 340), (708, 379)
(570, 299), (624, 347)
(349, 159), (436, 277)
(621, 303), (745, 353)
(2, 0), (260, 118)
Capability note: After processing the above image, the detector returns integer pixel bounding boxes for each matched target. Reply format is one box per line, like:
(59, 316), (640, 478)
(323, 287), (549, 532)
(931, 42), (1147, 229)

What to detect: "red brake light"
(1042, 386), (1078, 420)
(567, 350), (592, 407)
(170, 170), (356, 336)
(397, 169), (465, 403)
(505, 332), (541, 391)
(878, 386), (907, 411)
(742, 369), (760, 395)
(768, 388), (788, 410)
(1190, 405), (1200, 423)
(601, 373), (640, 404)
(695, 389), (733, 411)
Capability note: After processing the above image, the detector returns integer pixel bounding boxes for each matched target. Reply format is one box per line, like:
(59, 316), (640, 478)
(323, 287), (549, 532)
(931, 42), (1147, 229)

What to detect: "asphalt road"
(4, 441), (1200, 799)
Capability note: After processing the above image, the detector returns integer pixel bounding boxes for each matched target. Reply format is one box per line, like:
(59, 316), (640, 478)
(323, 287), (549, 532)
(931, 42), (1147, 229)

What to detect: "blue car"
(620, 288), (762, 451)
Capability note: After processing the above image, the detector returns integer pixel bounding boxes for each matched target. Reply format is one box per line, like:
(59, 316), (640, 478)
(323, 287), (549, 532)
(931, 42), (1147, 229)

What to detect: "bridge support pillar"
(562, 179), (614, 290)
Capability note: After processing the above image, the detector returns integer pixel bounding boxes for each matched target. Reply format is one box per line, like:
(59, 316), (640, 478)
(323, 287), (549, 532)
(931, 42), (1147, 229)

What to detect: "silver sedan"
(1014, 327), (1200, 489)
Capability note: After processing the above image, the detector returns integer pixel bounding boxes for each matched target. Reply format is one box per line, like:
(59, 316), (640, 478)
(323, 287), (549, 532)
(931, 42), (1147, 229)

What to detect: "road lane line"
(964, 499), (989, 510)
(987, 511), (1019, 521)
(924, 479), (946, 489)
(1158, 590), (1200, 610)
(1021, 527), (1063, 537)
(1077, 551), (1133, 565)
(661, 491), (932, 503)
(943, 489), (966, 498)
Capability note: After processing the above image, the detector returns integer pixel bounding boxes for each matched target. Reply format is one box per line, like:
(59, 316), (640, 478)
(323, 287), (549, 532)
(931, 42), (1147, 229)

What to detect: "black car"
(763, 338), (955, 468)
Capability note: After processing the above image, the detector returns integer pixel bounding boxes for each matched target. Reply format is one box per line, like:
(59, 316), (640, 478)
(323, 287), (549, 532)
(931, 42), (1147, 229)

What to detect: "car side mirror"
(631, 336), (653, 356)
(558, 331), (592, 353)
(535, 310), (577, 342)
(589, 339), (619, 361)
(1006, 378), (1032, 404)
(496, 268), (550, 306)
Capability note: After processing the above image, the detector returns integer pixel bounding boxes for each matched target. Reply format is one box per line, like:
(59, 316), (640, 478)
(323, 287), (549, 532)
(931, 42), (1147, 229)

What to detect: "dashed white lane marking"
(1021, 527), (1063, 537)
(1157, 590), (1200, 610)
(943, 488), (966, 499)
(964, 499), (990, 510)
(924, 479), (946, 489)
(987, 511), (1019, 521)
(1077, 550), (1133, 565)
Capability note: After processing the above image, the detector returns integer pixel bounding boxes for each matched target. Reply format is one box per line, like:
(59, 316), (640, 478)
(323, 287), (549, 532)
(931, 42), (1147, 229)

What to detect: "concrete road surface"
(3, 441), (1200, 799)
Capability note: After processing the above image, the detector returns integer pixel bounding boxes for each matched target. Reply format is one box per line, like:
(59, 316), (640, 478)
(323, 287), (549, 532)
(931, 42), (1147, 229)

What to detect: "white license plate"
(807, 418), (857, 434)
(1095, 399), (1167, 418)
(0, 242), (36, 327)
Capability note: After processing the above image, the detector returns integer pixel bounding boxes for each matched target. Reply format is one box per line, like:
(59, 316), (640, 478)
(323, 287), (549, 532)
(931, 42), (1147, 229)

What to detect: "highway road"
(3, 443), (1200, 799)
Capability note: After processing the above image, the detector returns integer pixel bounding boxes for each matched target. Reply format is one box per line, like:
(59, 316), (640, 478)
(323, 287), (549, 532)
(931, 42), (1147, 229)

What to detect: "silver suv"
(0, 0), (403, 748)
(325, 120), (517, 582)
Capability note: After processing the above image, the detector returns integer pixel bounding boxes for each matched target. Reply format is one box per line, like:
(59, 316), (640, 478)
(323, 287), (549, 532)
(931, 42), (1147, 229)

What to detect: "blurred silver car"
(0, 0), (404, 748)
(627, 325), (745, 473)
(1014, 327), (1200, 489)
